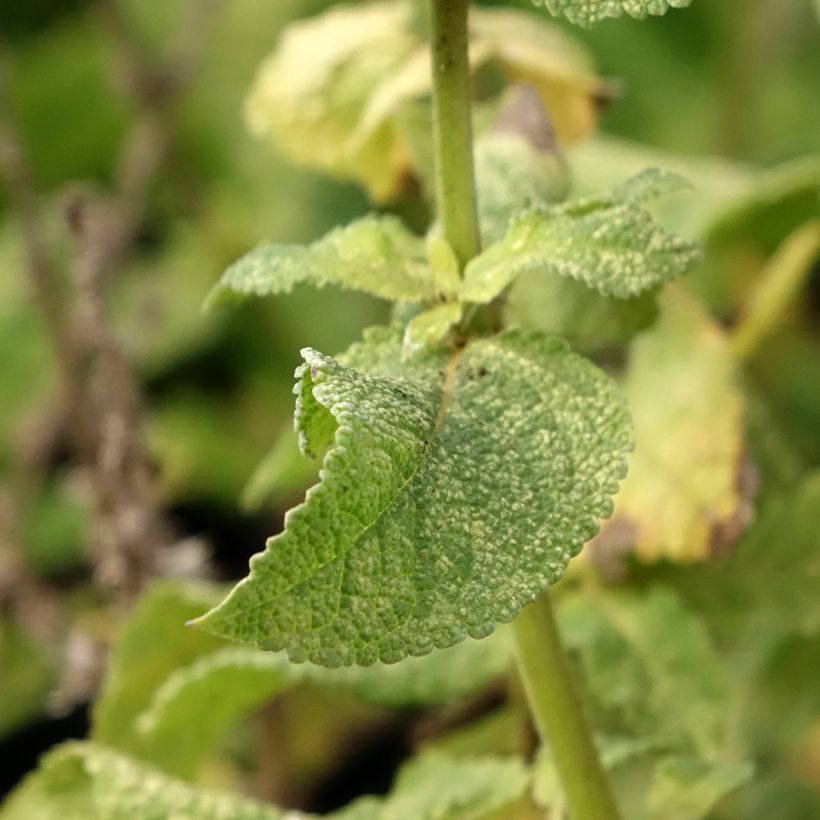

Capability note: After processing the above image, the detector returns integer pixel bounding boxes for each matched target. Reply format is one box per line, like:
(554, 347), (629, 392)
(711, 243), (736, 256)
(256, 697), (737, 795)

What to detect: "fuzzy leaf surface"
(534, 0), (693, 27)
(461, 170), (701, 304)
(206, 215), (431, 309)
(0, 742), (287, 820)
(194, 328), (631, 665)
(603, 288), (745, 561)
(403, 303), (463, 356)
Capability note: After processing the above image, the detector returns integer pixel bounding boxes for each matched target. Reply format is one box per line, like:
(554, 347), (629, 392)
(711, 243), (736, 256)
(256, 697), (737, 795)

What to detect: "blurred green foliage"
(1, 0), (819, 817)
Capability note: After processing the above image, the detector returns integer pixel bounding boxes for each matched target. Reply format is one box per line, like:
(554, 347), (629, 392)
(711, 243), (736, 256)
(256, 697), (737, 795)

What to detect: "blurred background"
(0, 0), (819, 815)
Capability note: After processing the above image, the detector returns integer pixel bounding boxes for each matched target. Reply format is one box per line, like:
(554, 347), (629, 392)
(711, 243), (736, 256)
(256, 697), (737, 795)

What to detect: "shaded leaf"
(534, 0), (693, 28)
(604, 288), (745, 561)
(194, 328), (631, 665)
(0, 621), (55, 738)
(206, 215), (431, 309)
(648, 756), (752, 820)
(0, 742), (287, 820)
(134, 648), (289, 779)
(461, 171), (700, 304)
(504, 269), (659, 354)
(558, 586), (729, 757)
(474, 130), (569, 245)
(92, 582), (226, 754)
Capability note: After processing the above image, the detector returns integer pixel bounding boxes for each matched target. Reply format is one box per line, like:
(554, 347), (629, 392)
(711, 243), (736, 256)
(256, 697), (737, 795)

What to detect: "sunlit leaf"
(194, 327), (631, 665)
(206, 215), (432, 310)
(461, 170), (700, 305)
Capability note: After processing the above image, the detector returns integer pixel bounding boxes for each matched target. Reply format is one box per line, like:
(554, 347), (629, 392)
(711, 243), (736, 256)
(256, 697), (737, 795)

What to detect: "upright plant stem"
(514, 592), (621, 820)
(428, 0), (480, 269)
(426, 3), (619, 815)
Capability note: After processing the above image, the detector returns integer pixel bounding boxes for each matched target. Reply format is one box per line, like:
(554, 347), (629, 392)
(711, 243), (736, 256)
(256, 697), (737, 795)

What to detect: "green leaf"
(601, 287), (746, 561)
(0, 621), (55, 738)
(403, 303), (463, 356)
(0, 742), (287, 820)
(337, 753), (530, 820)
(134, 647), (289, 779)
(193, 327), (631, 665)
(461, 171), (701, 305)
(92, 582), (227, 755)
(504, 270), (659, 354)
(648, 756), (752, 820)
(139, 630), (512, 718)
(474, 129), (569, 246)
(534, 0), (693, 28)
(559, 586), (729, 757)
(206, 215), (432, 309)
(245, 1), (419, 201)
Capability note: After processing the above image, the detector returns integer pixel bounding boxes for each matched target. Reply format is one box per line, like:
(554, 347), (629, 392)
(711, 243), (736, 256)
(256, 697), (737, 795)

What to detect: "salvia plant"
(6, 0), (820, 818)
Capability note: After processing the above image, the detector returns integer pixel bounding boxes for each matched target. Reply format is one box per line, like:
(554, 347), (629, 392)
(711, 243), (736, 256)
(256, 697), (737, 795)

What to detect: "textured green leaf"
(403, 302), (463, 356)
(206, 215), (432, 309)
(337, 753), (529, 820)
(134, 647), (289, 779)
(602, 287), (745, 561)
(139, 630), (511, 722)
(461, 171), (701, 305)
(504, 270), (659, 354)
(648, 756), (752, 820)
(534, 0), (693, 28)
(0, 742), (287, 820)
(194, 327), (631, 665)
(92, 582), (227, 754)
(559, 586), (729, 757)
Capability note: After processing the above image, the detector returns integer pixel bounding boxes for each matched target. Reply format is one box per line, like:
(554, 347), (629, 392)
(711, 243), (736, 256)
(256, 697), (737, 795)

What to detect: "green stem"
(426, 3), (617, 814)
(428, 0), (481, 269)
(513, 591), (622, 820)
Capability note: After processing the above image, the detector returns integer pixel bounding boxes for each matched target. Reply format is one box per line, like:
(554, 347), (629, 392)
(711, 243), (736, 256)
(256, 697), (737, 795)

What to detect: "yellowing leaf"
(607, 288), (745, 562)
(245, 1), (417, 201)
(246, 2), (607, 200)
(470, 8), (610, 144)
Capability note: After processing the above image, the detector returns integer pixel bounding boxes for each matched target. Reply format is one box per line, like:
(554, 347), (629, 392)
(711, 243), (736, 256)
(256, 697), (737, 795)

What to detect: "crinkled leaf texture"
(0, 742), (286, 820)
(460, 170), (701, 305)
(206, 215), (432, 310)
(0, 742), (528, 820)
(194, 327), (631, 666)
(534, 0), (693, 28)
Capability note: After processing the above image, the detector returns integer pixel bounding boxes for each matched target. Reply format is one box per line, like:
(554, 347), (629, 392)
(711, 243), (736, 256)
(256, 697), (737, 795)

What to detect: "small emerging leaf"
(461, 170), (701, 304)
(534, 0), (693, 28)
(403, 303), (463, 356)
(194, 328), (631, 666)
(206, 215), (431, 309)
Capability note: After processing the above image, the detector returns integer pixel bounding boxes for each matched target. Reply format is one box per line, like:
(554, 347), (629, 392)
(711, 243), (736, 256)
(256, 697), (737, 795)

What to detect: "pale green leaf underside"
(461, 169), (701, 304)
(194, 328), (631, 666)
(206, 215), (432, 309)
(534, 0), (693, 27)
